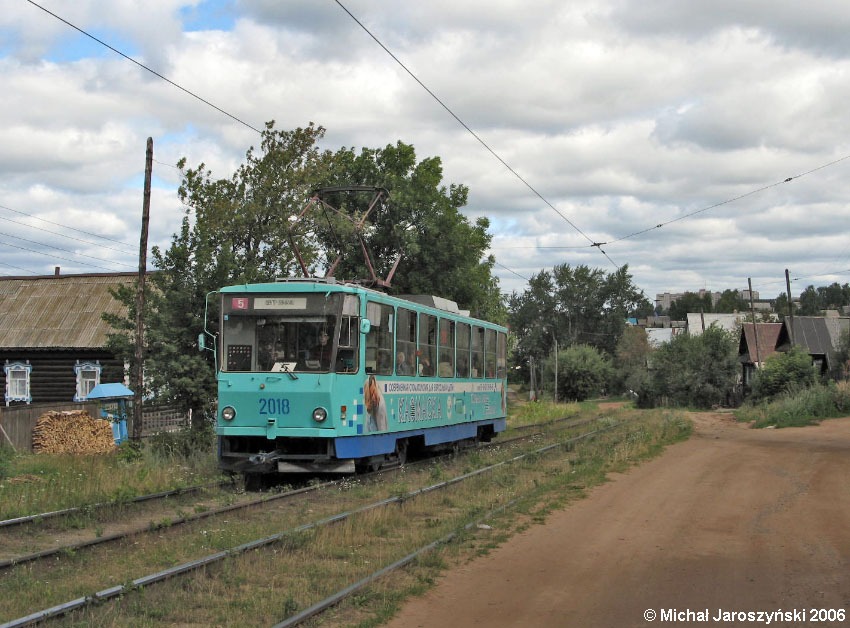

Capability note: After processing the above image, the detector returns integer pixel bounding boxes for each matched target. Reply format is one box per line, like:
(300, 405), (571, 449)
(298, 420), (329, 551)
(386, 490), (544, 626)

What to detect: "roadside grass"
(736, 381), (850, 428)
(48, 408), (691, 628)
(0, 439), (222, 521)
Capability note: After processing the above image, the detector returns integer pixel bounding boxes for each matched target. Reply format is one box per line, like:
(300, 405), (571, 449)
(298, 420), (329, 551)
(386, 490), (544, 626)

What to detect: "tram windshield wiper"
(281, 364), (298, 380)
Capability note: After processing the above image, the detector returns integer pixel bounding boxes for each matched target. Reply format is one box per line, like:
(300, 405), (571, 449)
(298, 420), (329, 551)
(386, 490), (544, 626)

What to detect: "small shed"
(87, 382), (134, 444)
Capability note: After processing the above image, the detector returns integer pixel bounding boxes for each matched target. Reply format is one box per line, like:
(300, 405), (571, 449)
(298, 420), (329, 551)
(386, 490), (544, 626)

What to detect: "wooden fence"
(0, 401), (190, 452)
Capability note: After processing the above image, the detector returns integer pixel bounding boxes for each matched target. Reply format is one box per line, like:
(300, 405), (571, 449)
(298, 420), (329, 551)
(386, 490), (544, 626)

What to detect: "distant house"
(646, 327), (678, 347)
(0, 271), (138, 405)
(738, 323), (783, 387)
(686, 312), (746, 335)
(775, 316), (850, 375)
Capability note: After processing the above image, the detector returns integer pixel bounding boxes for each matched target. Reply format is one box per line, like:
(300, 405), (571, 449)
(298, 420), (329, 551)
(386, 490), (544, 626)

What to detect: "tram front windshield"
(221, 293), (345, 373)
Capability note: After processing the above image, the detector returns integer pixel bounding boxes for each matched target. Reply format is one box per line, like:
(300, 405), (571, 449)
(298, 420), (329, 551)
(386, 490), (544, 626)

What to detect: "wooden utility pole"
(785, 268), (794, 346)
(133, 137), (153, 440)
(748, 278), (761, 367)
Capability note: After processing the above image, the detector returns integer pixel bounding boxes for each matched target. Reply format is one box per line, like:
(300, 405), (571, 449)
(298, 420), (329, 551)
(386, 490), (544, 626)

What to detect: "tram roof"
(219, 279), (505, 329)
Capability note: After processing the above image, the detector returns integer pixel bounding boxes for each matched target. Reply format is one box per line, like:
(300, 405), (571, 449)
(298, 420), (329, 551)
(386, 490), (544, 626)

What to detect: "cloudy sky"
(3, 0), (850, 304)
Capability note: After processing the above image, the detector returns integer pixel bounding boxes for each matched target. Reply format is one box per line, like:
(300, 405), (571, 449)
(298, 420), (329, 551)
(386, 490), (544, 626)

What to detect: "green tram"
(205, 278), (508, 476)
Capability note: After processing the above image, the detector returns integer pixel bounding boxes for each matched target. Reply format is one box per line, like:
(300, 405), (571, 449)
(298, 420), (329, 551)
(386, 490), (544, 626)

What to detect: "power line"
(0, 239), (120, 272)
(0, 229), (135, 269)
(493, 261), (531, 282)
(332, 0), (619, 270)
(0, 209), (135, 256)
(0, 203), (135, 248)
(0, 261), (40, 275)
(25, 0), (263, 135)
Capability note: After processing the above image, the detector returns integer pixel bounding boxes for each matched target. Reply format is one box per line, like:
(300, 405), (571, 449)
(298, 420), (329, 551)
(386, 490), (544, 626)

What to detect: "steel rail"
(0, 420), (626, 628)
(0, 414), (600, 569)
(0, 480), (233, 529)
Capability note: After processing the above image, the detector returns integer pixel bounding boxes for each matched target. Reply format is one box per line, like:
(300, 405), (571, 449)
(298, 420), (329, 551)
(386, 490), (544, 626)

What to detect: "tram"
(204, 278), (508, 477)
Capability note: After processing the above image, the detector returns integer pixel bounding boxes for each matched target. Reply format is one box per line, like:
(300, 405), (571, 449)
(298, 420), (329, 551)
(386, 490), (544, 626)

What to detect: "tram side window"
(456, 322), (470, 378)
(439, 319), (455, 377)
(336, 294), (360, 374)
(470, 326), (484, 378)
(485, 329), (497, 378)
(497, 331), (507, 379)
(365, 301), (394, 375)
(419, 314), (437, 377)
(396, 308), (417, 376)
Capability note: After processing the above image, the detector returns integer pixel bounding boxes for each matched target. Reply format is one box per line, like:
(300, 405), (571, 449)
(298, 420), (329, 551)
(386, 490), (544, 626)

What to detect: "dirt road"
(383, 413), (850, 627)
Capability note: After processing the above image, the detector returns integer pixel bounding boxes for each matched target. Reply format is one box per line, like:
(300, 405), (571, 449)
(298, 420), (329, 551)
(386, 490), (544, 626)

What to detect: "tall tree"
(311, 142), (503, 321)
(798, 285), (821, 316)
(105, 122), (331, 425)
(714, 289), (747, 313)
(667, 291), (713, 321)
(508, 263), (650, 376)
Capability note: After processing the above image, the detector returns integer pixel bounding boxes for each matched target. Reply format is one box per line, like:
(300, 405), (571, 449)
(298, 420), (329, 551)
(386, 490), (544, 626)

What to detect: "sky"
(3, 0), (850, 305)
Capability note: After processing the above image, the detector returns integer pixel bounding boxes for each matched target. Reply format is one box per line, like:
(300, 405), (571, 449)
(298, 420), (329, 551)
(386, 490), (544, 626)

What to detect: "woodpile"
(32, 410), (115, 454)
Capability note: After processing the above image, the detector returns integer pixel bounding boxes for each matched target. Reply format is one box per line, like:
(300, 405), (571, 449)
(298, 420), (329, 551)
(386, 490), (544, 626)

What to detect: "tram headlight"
(312, 407), (327, 423)
(221, 406), (236, 421)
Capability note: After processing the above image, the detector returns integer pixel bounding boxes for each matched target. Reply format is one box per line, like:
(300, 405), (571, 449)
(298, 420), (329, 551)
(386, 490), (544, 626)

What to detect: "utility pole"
(785, 268), (794, 346)
(748, 277), (761, 368)
(552, 332), (558, 404)
(133, 137), (152, 441)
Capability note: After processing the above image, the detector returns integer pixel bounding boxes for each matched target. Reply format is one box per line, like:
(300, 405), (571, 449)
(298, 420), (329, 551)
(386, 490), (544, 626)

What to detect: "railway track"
(0, 413), (605, 571)
(1, 416), (630, 628)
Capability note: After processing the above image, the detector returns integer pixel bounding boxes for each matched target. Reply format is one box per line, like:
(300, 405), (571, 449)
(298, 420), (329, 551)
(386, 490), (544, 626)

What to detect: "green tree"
(613, 326), (652, 394)
(714, 289), (746, 313)
(798, 285), (821, 315)
(105, 122), (331, 426)
(751, 347), (816, 400)
(668, 292), (713, 321)
(542, 344), (612, 402)
(639, 326), (738, 408)
(313, 142), (503, 321)
(772, 292), (797, 319)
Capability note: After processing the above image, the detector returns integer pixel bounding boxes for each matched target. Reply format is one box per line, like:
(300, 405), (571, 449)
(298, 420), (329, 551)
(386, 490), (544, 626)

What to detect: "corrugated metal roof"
(0, 273), (139, 349)
(686, 312), (746, 335)
(738, 323), (782, 364)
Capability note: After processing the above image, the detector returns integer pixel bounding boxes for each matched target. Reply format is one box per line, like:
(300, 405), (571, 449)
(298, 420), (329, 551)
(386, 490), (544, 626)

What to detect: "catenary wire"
(0, 261), (40, 275)
(25, 0), (263, 136)
(332, 0), (620, 270)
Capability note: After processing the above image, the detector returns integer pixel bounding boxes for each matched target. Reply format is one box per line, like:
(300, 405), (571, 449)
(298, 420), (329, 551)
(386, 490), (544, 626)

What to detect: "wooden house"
(0, 271), (138, 405)
(738, 322), (783, 387)
(774, 316), (850, 375)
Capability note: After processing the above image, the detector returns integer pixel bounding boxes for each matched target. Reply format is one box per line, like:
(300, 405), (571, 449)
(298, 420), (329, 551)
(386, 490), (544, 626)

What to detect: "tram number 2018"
(258, 398), (290, 415)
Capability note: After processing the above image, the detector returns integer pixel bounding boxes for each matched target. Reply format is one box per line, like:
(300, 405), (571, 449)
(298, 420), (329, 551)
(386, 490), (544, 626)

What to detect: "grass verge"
(736, 381), (850, 428)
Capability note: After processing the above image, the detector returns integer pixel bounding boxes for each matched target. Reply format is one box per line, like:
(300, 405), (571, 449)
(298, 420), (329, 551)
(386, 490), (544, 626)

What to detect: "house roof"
(0, 272), (140, 349)
(738, 323), (782, 364)
(775, 316), (849, 365)
(686, 312), (746, 335)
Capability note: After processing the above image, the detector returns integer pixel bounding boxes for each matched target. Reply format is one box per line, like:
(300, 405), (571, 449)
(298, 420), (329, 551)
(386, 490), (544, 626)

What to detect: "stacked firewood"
(32, 410), (115, 454)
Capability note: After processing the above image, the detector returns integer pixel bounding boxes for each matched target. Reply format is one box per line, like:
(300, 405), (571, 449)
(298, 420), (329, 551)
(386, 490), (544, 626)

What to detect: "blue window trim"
(74, 361), (102, 402)
(4, 361), (33, 404)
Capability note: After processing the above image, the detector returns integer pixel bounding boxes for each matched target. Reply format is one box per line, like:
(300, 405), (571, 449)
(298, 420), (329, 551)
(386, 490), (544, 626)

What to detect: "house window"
(74, 361), (102, 401)
(4, 361), (32, 405)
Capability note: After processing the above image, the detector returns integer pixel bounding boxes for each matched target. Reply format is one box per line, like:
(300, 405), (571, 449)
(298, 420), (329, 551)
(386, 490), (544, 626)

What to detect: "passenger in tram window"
(419, 355), (433, 377)
(396, 351), (407, 375)
(406, 351), (417, 376)
(309, 330), (333, 369)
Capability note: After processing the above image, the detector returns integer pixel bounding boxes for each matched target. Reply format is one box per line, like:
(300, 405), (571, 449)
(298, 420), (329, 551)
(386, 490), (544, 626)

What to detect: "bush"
(148, 423), (216, 461)
(638, 326), (738, 409)
(751, 347), (816, 400)
(542, 344), (612, 402)
(737, 381), (850, 428)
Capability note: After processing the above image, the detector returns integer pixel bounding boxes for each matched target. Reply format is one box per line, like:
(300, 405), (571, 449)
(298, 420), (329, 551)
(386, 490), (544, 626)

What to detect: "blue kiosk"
(87, 383), (134, 444)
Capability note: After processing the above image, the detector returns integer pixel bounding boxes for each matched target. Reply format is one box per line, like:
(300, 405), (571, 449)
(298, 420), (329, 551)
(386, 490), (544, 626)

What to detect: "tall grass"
(736, 381), (850, 428)
(0, 429), (222, 520)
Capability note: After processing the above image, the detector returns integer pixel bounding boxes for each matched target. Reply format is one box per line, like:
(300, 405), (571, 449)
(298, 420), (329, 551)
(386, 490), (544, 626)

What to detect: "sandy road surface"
(383, 413), (850, 627)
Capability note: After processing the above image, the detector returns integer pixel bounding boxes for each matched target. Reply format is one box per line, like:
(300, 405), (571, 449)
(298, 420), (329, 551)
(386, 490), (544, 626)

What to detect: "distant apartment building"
(655, 288), (760, 312)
